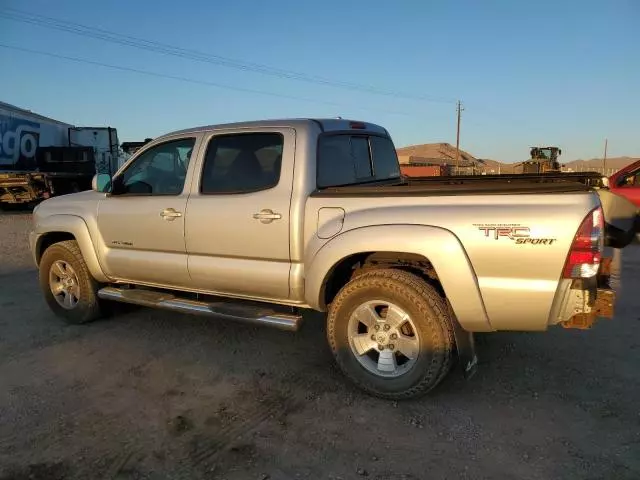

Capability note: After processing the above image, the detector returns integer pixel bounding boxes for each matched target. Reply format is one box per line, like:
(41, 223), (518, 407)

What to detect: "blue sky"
(1, 0), (638, 162)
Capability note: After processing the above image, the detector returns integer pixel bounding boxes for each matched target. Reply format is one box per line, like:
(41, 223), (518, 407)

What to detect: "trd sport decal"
(473, 223), (556, 245)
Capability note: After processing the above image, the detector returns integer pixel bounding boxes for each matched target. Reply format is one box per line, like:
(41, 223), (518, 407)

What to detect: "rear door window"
(200, 133), (283, 194)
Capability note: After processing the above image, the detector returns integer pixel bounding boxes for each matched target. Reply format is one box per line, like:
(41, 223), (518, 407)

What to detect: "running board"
(97, 287), (302, 331)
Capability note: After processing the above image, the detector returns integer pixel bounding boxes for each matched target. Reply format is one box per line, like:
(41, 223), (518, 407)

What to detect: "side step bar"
(97, 286), (303, 331)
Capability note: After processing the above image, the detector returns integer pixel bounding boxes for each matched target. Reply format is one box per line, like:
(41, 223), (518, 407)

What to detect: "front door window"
(115, 138), (195, 195)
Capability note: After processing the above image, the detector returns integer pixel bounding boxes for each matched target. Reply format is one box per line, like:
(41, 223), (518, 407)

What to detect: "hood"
(33, 190), (104, 223)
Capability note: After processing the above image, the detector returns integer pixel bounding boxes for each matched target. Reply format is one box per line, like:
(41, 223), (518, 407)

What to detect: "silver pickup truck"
(30, 118), (625, 399)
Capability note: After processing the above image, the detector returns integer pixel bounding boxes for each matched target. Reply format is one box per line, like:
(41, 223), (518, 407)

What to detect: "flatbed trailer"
(0, 170), (93, 205)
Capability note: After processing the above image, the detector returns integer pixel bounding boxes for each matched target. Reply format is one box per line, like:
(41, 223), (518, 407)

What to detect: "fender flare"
(305, 225), (492, 332)
(33, 214), (110, 283)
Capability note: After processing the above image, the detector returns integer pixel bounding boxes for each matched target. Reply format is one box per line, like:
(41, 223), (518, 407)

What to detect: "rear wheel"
(39, 240), (104, 324)
(327, 269), (454, 399)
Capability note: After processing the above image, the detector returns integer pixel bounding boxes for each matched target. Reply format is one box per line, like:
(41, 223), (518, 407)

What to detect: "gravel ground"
(1, 210), (639, 480)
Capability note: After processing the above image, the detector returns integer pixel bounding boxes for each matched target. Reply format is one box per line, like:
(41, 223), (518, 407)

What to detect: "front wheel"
(327, 269), (454, 400)
(39, 240), (104, 324)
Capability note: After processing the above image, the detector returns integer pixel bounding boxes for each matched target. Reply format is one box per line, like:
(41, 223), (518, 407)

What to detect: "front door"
(185, 128), (295, 300)
(96, 136), (198, 287)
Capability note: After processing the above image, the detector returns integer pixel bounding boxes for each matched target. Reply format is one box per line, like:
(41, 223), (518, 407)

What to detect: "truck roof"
(162, 118), (389, 139)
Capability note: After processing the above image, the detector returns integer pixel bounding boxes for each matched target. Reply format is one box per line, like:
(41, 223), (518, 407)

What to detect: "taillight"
(562, 207), (604, 278)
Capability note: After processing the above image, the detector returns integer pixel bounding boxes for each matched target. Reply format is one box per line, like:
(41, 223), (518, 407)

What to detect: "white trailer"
(0, 101), (72, 169)
(0, 102), (121, 204)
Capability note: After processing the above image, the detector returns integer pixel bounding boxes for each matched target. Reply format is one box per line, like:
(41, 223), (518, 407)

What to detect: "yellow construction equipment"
(523, 146), (562, 173)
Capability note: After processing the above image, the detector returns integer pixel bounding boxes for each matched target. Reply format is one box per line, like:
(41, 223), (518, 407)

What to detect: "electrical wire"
(0, 7), (457, 105)
(0, 43), (422, 117)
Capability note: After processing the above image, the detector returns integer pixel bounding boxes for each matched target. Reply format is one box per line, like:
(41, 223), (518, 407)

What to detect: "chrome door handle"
(253, 209), (282, 223)
(160, 208), (183, 221)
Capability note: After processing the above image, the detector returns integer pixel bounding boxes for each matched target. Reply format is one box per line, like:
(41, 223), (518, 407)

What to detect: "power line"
(0, 43), (419, 117)
(0, 7), (457, 105)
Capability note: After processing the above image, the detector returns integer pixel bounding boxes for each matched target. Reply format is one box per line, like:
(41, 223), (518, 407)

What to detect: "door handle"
(253, 209), (282, 223)
(160, 208), (183, 221)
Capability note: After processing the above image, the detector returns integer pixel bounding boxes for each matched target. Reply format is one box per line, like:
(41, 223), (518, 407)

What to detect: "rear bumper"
(559, 288), (615, 330)
(555, 256), (617, 330)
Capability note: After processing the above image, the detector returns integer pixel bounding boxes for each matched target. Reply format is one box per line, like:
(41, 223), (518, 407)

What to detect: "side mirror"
(92, 173), (112, 193)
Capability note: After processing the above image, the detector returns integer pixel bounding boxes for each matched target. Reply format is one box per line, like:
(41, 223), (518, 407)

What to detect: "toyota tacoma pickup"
(30, 118), (632, 399)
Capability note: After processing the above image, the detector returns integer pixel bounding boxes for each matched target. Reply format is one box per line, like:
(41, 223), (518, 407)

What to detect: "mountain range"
(396, 143), (638, 175)
(479, 157), (638, 175)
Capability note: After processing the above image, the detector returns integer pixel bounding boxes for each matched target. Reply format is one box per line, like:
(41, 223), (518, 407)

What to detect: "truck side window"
(317, 134), (400, 188)
(624, 170), (639, 186)
(116, 137), (195, 195)
(200, 133), (283, 194)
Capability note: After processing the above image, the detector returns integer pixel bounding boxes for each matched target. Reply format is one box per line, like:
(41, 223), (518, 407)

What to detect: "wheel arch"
(305, 225), (492, 332)
(33, 215), (109, 283)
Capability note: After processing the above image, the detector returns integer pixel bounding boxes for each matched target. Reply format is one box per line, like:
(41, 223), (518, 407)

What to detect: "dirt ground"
(1, 210), (639, 480)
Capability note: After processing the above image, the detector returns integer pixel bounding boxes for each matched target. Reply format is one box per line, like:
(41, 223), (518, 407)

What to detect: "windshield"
(539, 149), (552, 159)
(532, 147), (559, 160)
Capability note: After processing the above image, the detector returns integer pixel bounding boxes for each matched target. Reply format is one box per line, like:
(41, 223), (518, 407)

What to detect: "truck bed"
(312, 172), (602, 197)
(313, 171), (639, 249)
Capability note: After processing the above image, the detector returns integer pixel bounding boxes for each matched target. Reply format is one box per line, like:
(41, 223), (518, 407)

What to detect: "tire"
(327, 269), (455, 400)
(39, 240), (104, 324)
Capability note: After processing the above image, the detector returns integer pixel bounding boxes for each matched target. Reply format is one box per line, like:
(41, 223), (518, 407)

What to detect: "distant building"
(401, 164), (450, 177)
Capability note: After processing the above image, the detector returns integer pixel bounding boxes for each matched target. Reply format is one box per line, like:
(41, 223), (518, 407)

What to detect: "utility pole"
(603, 138), (608, 173)
(455, 100), (463, 175)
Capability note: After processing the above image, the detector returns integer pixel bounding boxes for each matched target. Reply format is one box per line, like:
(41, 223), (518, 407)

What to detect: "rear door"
(184, 128), (295, 300)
